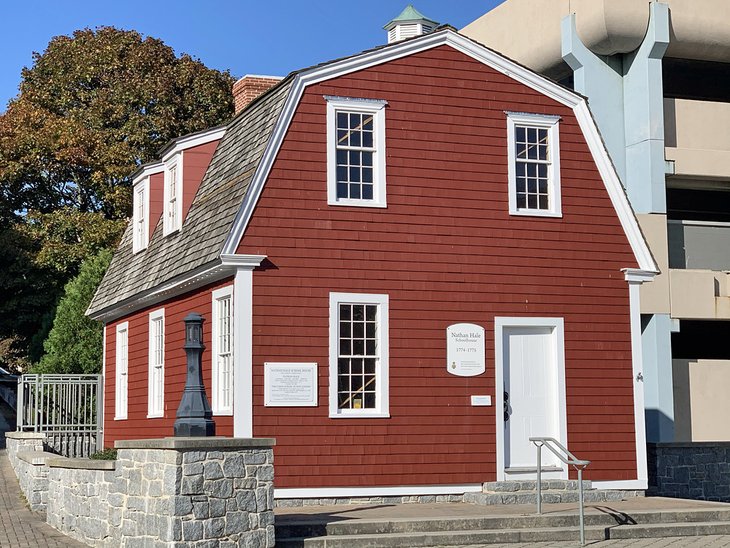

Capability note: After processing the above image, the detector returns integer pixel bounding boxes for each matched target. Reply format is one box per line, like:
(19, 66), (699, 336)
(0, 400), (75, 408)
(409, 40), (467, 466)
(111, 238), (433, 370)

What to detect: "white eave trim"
(623, 268), (658, 284)
(220, 29), (657, 276)
(159, 127), (227, 163)
(274, 484), (482, 499)
(220, 254), (267, 268)
(87, 254), (268, 323)
(131, 161), (164, 186)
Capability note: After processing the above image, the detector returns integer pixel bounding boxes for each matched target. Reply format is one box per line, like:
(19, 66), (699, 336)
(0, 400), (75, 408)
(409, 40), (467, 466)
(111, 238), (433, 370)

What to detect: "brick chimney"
(233, 75), (283, 114)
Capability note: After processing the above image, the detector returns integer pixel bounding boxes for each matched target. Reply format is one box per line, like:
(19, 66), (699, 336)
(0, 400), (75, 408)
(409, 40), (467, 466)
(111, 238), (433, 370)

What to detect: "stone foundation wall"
(5, 432), (44, 471)
(6, 434), (276, 547)
(648, 442), (730, 501)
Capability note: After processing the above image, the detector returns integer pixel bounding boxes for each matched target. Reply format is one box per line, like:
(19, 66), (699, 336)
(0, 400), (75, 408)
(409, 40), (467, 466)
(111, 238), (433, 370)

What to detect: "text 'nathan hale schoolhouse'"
(87, 24), (658, 501)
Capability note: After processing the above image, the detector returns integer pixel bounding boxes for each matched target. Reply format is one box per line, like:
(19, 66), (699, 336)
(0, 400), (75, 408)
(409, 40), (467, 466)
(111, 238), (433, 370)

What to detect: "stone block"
(204, 462), (224, 480)
(182, 519), (204, 541)
(204, 517), (225, 539)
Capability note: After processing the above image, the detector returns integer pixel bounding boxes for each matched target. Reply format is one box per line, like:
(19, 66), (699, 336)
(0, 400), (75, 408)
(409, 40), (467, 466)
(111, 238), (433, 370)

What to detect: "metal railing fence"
(530, 436), (591, 546)
(17, 374), (103, 458)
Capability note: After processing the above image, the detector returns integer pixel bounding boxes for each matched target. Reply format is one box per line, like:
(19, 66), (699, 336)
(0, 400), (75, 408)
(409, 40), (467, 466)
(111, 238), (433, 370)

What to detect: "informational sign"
(447, 323), (486, 377)
(264, 363), (318, 407)
(471, 395), (492, 406)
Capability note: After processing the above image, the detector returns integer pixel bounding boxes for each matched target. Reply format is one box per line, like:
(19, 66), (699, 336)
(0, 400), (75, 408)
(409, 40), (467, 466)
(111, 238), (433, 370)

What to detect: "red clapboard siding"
(104, 278), (234, 446)
(148, 172), (164, 239)
(182, 140), (219, 220)
(236, 45), (638, 488)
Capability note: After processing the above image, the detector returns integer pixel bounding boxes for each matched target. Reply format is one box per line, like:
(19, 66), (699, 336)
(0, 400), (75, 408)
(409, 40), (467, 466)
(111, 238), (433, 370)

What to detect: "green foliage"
(35, 249), (113, 374)
(0, 225), (61, 370)
(90, 448), (118, 460)
(0, 27), (234, 368)
(0, 26), (234, 218)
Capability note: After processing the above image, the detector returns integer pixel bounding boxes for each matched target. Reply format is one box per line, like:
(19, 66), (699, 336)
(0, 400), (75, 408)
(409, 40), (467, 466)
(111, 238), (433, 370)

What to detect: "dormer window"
(132, 179), (149, 253)
(163, 156), (183, 235)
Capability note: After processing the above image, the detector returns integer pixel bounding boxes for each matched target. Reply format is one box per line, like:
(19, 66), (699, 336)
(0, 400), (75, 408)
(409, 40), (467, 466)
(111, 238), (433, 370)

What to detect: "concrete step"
(276, 508), (730, 540)
(482, 480), (593, 493)
(465, 489), (642, 505)
(276, 521), (730, 547)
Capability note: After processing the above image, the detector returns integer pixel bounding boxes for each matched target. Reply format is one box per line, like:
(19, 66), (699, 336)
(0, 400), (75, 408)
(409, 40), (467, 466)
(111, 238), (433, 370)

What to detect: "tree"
(0, 27), (234, 366)
(35, 249), (113, 374)
(0, 26), (234, 219)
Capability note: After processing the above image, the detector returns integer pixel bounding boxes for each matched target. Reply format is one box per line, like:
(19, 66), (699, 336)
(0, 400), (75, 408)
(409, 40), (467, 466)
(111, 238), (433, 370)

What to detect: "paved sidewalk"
(445, 537), (730, 547)
(0, 450), (84, 547)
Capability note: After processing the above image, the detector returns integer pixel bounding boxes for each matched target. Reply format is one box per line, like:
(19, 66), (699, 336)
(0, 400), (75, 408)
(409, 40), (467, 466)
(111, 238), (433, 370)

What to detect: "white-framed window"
(114, 322), (129, 420)
(329, 292), (389, 418)
(148, 309), (165, 418)
(325, 96), (387, 208)
(132, 180), (149, 253)
(506, 112), (562, 218)
(212, 286), (234, 415)
(163, 155), (182, 235)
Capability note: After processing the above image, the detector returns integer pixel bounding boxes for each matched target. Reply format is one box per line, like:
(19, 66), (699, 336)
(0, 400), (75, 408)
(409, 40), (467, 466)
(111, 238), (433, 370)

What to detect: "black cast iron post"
(174, 312), (215, 436)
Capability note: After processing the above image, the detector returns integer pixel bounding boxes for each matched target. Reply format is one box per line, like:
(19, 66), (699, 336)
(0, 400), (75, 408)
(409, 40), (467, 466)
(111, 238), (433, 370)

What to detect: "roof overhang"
(87, 254), (266, 323)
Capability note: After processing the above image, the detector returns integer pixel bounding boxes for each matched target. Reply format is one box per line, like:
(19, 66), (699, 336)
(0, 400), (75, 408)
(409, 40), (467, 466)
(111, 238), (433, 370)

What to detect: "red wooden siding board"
(104, 278), (234, 446)
(106, 45), (639, 491)
(182, 140), (219, 220)
(238, 45), (637, 488)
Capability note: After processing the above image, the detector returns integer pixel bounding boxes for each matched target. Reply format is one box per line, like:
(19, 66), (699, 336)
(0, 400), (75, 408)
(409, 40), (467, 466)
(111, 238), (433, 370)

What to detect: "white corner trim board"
(274, 484), (483, 499)
(221, 28), (657, 276)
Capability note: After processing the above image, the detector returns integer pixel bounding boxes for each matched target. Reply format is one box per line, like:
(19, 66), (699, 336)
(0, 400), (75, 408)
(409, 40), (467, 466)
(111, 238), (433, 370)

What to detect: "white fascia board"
(219, 28), (656, 276)
(274, 484), (482, 499)
(132, 162), (164, 186)
(160, 127), (226, 163)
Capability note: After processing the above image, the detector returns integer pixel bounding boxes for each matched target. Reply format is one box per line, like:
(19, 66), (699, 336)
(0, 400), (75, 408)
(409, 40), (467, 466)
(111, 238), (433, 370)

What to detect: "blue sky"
(1, 1), (504, 112)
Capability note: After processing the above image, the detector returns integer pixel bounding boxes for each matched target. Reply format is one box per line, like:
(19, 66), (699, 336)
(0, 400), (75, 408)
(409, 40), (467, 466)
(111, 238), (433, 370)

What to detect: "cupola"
(384, 5), (439, 44)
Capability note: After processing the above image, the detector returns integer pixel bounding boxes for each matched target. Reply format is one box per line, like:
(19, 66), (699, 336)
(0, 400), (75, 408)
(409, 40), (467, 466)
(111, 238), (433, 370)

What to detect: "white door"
(503, 326), (560, 473)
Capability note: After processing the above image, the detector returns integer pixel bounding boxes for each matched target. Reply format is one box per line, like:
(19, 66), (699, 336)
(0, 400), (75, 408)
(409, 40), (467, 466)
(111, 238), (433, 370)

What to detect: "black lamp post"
(174, 313), (215, 437)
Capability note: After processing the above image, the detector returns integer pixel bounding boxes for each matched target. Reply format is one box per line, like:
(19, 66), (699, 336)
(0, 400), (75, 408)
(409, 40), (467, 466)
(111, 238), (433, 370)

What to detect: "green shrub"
(35, 248), (113, 374)
(89, 448), (117, 460)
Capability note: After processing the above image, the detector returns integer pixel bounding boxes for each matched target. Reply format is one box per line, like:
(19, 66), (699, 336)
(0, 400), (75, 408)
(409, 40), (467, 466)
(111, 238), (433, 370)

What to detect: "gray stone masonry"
(6, 433), (276, 547)
(648, 442), (730, 501)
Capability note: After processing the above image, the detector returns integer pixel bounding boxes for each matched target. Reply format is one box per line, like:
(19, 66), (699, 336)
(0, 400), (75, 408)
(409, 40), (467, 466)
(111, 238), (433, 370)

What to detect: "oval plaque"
(447, 323), (486, 377)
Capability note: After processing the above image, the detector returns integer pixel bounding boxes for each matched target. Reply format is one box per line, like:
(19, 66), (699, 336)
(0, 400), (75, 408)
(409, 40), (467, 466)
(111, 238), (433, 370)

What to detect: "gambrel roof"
(87, 28), (657, 321)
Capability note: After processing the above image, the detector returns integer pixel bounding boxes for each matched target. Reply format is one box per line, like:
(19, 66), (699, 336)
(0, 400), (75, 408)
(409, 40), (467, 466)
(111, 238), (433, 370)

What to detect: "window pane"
(353, 305), (365, 321)
(353, 322), (364, 338)
(338, 375), (350, 392)
(539, 195), (549, 209)
(350, 184), (361, 199)
(362, 185), (373, 200)
(349, 113), (359, 128)
(364, 393), (376, 408)
(351, 358), (363, 374)
(362, 131), (373, 148)
(349, 167), (361, 183)
(337, 112), (348, 128)
(517, 193), (527, 208)
(366, 340), (376, 355)
(353, 339), (365, 355)
(337, 149), (348, 165)
(340, 305), (351, 320)
(365, 305), (377, 321)
(364, 358), (376, 374)
(362, 152), (373, 167)
(528, 194), (538, 209)
(340, 321), (351, 337)
(340, 340), (351, 355)
(516, 126), (526, 143)
(365, 323), (375, 338)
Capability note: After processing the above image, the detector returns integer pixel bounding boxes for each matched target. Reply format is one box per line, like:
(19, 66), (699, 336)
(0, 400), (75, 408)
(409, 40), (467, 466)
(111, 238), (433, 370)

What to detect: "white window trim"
(211, 285), (234, 416)
(325, 96), (387, 208)
(132, 178), (149, 253)
(329, 292), (390, 419)
(148, 308), (165, 418)
(506, 112), (562, 218)
(114, 322), (129, 420)
(162, 153), (183, 235)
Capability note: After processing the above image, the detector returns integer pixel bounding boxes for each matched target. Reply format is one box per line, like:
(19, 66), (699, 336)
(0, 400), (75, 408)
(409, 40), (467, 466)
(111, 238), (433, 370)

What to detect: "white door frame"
(494, 317), (568, 481)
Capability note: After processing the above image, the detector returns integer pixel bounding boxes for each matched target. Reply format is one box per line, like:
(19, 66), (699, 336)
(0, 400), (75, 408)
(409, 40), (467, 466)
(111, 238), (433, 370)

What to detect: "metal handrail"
(530, 437), (591, 546)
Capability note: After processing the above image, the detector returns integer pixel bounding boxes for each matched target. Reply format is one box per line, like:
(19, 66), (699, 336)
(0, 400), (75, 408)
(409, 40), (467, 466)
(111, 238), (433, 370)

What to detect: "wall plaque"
(264, 363), (318, 407)
(447, 323), (486, 377)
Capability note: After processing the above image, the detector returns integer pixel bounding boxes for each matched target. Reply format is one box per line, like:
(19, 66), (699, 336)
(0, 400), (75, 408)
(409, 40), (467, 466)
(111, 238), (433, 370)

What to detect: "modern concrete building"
(463, 0), (730, 443)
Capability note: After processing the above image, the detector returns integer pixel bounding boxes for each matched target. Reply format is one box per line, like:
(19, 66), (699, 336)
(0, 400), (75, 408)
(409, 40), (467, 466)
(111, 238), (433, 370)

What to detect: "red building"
(87, 28), (657, 501)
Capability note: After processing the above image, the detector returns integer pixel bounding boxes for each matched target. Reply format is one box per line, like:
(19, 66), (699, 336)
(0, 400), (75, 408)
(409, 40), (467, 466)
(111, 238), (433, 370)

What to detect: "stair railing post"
(536, 442), (542, 515)
(578, 465), (585, 546)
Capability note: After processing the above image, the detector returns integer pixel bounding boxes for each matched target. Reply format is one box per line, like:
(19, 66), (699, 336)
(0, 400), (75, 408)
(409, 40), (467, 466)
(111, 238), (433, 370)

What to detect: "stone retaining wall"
(6, 434), (276, 547)
(648, 442), (730, 501)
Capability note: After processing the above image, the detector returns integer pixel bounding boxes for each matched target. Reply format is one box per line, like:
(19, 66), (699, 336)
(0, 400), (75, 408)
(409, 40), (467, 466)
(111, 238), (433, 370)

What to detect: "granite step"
(464, 489), (643, 505)
(276, 520), (730, 547)
(275, 507), (730, 546)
